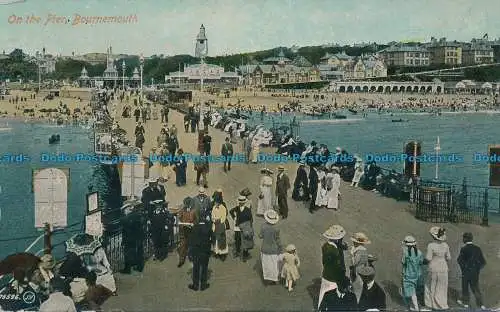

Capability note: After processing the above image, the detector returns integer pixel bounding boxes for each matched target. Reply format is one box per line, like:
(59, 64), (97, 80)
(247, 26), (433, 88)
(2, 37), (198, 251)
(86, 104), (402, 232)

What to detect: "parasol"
(65, 233), (102, 256)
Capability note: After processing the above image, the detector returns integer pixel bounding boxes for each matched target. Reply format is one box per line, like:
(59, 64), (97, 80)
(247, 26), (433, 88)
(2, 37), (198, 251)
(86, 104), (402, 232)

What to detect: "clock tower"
(195, 24), (208, 59)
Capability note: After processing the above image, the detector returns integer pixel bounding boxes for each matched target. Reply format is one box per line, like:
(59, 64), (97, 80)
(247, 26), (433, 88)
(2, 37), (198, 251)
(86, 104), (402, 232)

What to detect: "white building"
(165, 24), (239, 84)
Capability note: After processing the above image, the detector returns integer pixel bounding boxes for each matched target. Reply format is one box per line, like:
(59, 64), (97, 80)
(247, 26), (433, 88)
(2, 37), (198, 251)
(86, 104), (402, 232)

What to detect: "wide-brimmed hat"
(323, 225), (346, 240)
(368, 254), (377, 262)
(403, 235), (417, 246)
(277, 165), (285, 171)
(331, 166), (340, 172)
(285, 244), (296, 252)
(40, 254), (55, 270)
(215, 188), (223, 193)
(148, 177), (157, 183)
(198, 187), (206, 194)
(240, 188), (252, 197)
(351, 232), (371, 245)
(429, 226), (446, 241)
(358, 265), (375, 277)
(237, 195), (247, 202)
(264, 210), (279, 225)
(260, 168), (273, 174)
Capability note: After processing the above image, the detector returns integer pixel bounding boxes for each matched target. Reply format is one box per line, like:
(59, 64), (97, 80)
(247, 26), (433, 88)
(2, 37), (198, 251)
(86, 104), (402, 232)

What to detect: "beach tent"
(455, 81), (466, 89)
(481, 82), (492, 89)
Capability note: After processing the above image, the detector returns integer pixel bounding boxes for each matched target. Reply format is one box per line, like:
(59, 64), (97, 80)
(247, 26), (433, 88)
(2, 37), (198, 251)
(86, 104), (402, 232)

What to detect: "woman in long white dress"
(251, 137), (260, 163)
(257, 169), (273, 216)
(351, 159), (364, 187)
(315, 167), (328, 207)
(326, 167), (341, 210)
(89, 247), (117, 293)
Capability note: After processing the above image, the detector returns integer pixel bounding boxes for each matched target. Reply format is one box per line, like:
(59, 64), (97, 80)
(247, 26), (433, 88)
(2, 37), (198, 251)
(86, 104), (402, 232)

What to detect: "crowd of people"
(0, 245), (117, 311)
(1, 88), (496, 312)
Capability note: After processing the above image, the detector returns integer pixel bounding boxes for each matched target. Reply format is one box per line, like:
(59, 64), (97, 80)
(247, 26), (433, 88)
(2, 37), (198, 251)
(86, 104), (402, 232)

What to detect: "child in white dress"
(280, 244), (301, 292)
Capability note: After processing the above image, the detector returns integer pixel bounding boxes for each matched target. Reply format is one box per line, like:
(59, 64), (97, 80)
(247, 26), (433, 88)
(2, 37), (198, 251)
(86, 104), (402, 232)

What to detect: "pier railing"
(412, 178), (499, 226)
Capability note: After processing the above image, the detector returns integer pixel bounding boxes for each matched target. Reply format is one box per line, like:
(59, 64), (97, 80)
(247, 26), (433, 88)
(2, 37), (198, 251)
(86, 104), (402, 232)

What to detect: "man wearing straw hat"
(229, 195), (253, 261)
(318, 225), (349, 309)
(275, 165), (290, 219)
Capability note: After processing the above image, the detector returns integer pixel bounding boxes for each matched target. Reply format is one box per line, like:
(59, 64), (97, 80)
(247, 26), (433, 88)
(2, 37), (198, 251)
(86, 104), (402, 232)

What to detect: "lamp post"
(434, 136), (441, 180)
(122, 60), (126, 90)
(36, 51), (41, 92)
(139, 54), (144, 103)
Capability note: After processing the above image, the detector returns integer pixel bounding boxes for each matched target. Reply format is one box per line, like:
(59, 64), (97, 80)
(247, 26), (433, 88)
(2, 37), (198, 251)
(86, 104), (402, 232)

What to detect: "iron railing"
(412, 178), (499, 226)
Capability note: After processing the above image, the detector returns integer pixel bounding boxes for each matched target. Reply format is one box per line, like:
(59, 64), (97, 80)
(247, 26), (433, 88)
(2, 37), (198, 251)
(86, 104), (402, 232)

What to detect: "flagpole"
(434, 137), (440, 180)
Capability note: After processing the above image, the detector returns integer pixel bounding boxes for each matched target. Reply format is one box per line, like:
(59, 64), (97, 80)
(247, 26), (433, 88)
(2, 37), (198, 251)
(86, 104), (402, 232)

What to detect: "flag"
(483, 33), (488, 39)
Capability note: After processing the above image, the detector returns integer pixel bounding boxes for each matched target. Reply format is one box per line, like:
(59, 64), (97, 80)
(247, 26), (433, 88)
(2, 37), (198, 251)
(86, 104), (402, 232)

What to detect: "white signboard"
(87, 192), (99, 214)
(85, 211), (103, 237)
(95, 132), (113, 155)
(121, 154), (146, 197)
(34, 168), (68, 228)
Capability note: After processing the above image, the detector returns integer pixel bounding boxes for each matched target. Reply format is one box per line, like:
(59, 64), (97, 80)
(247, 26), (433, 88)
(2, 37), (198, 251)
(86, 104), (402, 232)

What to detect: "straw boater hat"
(264, 210), (279, 225)
(277, 165), (285, 171)
(403, 235), (417, 246)
(429, 226), (446, 241)
(331, 166), (340, 172)
(285, 244), (296, 252)
(298, 159), (306, 165)
(351, 232), (371, 245)
(237, 195), (247, 203)
(323, 225), (346, 240)
(148, 177), (157, 183)
(357, 265), (376, 277)
(40, 254), (55, 270)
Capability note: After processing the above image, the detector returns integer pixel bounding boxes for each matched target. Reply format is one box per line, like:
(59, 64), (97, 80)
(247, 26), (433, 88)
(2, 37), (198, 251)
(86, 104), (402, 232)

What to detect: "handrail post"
(43, 223), (52, 255)
(482, 189), (489, 226)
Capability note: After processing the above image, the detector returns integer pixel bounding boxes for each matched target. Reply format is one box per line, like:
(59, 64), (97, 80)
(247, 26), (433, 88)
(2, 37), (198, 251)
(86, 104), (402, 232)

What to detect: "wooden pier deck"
(103, 98), (500, 311)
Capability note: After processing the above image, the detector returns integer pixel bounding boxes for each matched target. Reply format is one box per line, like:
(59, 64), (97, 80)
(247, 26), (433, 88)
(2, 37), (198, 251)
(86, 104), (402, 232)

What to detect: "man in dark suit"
(188, 215), (213, 291)
(120, 205), (145, 274)
(221, 137), (234, 172)
(308, 165), (319, 213)
(357, 266), (386, 311)
(141, 178), (165, 222)
(202, 130), (212, 155)
(457, 232), (486, 309)
(275, 165), (291, 219)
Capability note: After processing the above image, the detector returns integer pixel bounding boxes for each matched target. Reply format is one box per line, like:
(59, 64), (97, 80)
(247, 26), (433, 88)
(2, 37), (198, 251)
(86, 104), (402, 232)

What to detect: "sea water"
(0, 120), (108, 260)
(254, 110), (499, 186)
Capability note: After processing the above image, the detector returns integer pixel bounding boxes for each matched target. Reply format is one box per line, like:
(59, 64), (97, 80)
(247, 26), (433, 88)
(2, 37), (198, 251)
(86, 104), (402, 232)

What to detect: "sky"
(0, 0), (498, 57)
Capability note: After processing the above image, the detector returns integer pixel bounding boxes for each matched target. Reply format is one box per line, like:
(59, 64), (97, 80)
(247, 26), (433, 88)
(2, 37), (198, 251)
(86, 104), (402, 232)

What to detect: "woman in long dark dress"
(292, 161), (309, 201)
(174, 149), (187, 186)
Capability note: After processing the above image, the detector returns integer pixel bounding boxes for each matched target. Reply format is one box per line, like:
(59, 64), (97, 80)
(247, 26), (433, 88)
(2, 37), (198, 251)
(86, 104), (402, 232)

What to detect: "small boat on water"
(392, 119), (408, 123)
(333, 113), (347, 119)
(49, 134), (60, 144)
(348, 109), (358, 114)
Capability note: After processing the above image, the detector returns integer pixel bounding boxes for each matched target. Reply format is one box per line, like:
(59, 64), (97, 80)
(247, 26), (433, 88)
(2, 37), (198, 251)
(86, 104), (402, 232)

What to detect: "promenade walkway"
(103, 97), (500, 311)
